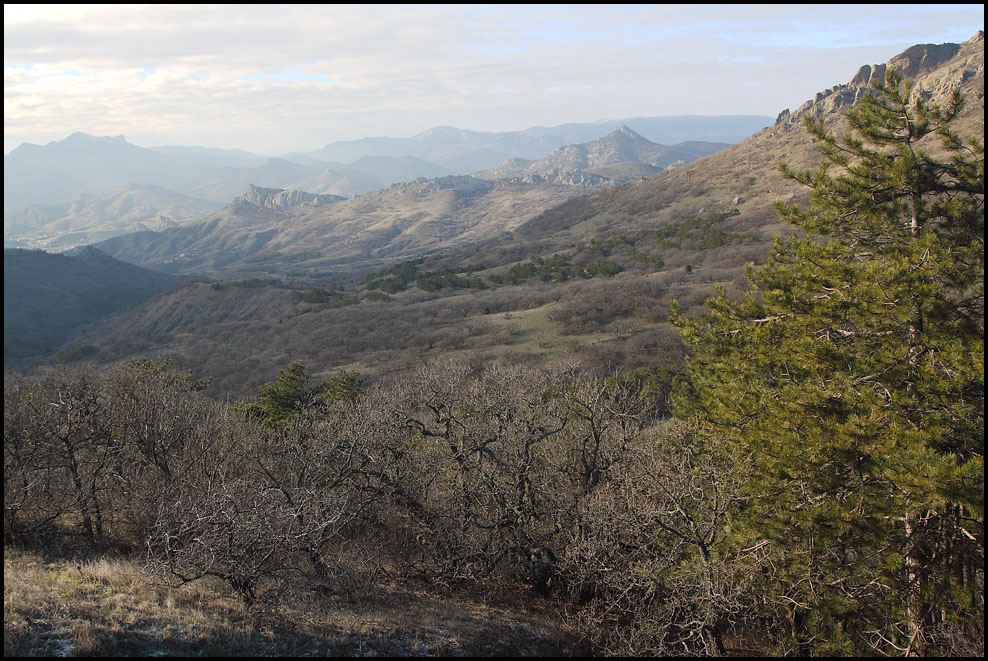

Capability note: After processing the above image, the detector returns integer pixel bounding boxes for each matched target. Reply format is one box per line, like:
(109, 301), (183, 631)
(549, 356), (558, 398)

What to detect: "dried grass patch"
(5, 547), (580, 657)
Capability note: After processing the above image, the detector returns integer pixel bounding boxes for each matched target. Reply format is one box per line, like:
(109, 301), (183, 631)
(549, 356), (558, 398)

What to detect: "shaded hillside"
(3, 247), (181, 366)
(63, 272), (702, 398)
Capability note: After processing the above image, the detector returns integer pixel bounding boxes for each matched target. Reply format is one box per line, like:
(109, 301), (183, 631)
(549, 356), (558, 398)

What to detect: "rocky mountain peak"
(606, 125), (650, 142)
(60, 132), (130, 147)
(388, 175), (495, 197)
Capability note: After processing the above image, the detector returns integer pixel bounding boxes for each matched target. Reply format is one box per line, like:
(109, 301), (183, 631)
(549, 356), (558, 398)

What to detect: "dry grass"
(4, 547), (582, 657)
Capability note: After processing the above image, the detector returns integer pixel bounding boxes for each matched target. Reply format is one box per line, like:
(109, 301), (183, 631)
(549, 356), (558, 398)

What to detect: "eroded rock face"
(775, 31), (983, 129)
(234, 184), (343, 209)
(499, 170), (617, 187)
(387, 175), (496, 198)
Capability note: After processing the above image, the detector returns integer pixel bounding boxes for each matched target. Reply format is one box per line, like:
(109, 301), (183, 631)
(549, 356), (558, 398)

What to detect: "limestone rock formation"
(776, 31), (984, 128)
(233, 184), (344, 210)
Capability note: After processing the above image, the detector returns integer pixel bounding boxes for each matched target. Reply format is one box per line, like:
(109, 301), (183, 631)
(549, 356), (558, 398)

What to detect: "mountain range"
(87, 125), (742, 278)
(4, 183), (225, 250)
(4, 115), (771, 250)
(296, 115), (772, 171)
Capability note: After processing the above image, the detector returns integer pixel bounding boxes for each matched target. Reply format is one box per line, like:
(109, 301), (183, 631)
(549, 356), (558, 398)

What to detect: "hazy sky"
(4, 4), (983, 155)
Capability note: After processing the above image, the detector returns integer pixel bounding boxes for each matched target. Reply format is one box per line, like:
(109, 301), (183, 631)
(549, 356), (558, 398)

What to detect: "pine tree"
(672, 70), (983, 654)
(241, 362), (364, 426)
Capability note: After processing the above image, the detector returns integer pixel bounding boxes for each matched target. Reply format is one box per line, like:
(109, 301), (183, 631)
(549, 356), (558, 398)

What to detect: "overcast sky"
(4, 4), (983, 155)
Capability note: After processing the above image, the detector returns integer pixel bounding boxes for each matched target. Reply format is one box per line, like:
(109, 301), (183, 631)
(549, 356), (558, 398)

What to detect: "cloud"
(4, 4), (983, 154)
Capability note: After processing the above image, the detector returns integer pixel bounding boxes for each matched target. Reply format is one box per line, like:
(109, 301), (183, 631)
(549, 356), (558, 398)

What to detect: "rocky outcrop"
(233, 184), (343, 210)
(389, 175), (495, 198)
(497, 170), (618, 187)
(776, 31), (983, 128)
(475, 127), (729, 187)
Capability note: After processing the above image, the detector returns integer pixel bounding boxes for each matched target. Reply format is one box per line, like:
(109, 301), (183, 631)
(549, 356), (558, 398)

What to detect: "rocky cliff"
(232, 184), (344, 210)
(775, 31), (984, 127)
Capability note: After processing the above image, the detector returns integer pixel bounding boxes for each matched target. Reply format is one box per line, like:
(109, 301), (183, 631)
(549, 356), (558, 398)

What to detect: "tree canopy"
(242, 362), (364, 426)
(672, 69), (984, 655)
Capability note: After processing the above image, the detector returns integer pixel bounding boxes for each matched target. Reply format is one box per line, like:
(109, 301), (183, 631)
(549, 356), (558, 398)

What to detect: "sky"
(4, 4), (983, 155)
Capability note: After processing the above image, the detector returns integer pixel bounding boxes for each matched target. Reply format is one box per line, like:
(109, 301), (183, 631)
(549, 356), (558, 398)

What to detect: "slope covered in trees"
(6, 65), (983, 656)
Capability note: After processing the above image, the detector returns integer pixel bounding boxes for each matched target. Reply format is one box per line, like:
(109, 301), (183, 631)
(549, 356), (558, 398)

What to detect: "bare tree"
(559, 420), (761, 656)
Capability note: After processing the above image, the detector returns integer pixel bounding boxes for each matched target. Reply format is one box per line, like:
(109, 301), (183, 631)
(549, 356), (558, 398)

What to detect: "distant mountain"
(287, 168), (397, 199)
(182, 158), (326, 203)
(3, 135), (328, 243)
(476, 127), (729, 182)
(434, 148), (522, 174)
(537, 115), (776, 146)
(525, 127), (728, 171)
(302, 116), (772, 173)
(345, 154), (456, 182)
(2, 132), (327, 211)
(3, 246), (181, 366)
(4, 133), (215, 213)
(4, 183), (225, 250)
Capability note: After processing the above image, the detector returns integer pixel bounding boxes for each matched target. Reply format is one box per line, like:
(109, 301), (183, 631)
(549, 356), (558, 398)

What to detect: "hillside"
(25, 33), (987, 397)
(469, 31), (985, 262)
(3, 247), (181, 367)
(92, 177), (594, 279)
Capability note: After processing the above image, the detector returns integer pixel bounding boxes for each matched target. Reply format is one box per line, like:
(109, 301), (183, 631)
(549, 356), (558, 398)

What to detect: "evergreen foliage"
(241, 362), (364, 426)
(672, 70), (984, 654)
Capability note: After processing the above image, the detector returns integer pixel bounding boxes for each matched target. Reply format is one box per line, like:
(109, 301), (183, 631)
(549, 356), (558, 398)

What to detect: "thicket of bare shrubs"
(4, 357), (982, 655)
